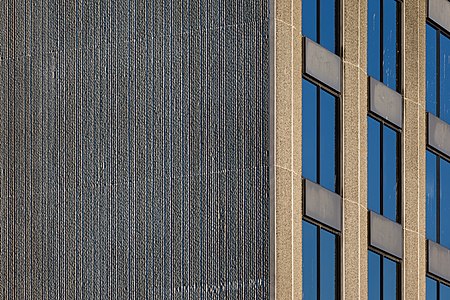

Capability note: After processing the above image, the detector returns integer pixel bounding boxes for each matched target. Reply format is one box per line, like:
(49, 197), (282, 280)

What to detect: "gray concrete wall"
(0, 0), (271, 298)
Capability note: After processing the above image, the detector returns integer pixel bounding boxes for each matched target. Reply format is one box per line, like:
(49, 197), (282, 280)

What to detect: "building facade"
(0, 0), (449, 298)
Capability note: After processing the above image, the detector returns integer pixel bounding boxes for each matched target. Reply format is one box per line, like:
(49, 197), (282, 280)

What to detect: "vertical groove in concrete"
(0, 0), (271, 298)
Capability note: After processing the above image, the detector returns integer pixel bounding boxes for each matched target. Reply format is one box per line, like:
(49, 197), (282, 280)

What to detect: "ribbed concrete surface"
(0, 0), (270, 298)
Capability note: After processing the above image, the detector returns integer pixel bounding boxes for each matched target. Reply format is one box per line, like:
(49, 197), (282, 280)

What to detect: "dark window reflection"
(320, 229), (336, 299)
(441, 159), (450, 248)
(367, 116), (399, 222)
(320, 90), (337, 192)
(368, 0), (399, 91)
(302, 221), (338, 300)
(302, 79), (338, 193)
(302, 220), (318, 300)
(369, 250), (399, 300)
(383, 126), (398, 221)
(426, 151), (437, 242)
(426, 277), (437, 300)
(440, 34), (450, 124)
(368, 117), (381, 214)
(302, 0), (338, 54)
(302, 79), (318, 182)
(368, 251), (381, 300)
(368, 0), (381, 81)
(383, 257), (398, 300)
(383, 0), (398, 90)
(427, 24), (437, 115)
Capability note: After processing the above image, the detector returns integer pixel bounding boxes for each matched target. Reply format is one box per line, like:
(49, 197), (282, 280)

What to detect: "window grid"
(302, 217), (341, 300)
(302, 76), (341, 194)
(367, 113), (402, 223)
(426, 275), (450, 300)
(368, 248), (402, 300)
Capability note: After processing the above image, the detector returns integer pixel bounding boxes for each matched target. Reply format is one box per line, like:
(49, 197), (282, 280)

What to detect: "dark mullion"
(335, 235), (340, 300)
(317, 227), (321, 300)
(380, 122), (384, 215)
(437, 29), (441, 117)
(437, 157), (441, 244)
(396, 261), (401, 300)
(380, 0), (384, 83)
(317, 86), (321, 185)
(380, 255), (384, 300)
(396, 130), (401, 223)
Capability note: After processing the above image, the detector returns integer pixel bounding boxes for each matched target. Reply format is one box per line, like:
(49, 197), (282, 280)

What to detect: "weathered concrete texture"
(0, 0), (271, 299)
(342, 0), (368, 299)
(403, 0), (427, 299)
(272, 0), (303, 297)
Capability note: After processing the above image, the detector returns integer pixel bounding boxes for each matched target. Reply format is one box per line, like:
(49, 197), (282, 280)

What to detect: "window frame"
(302, 0), (341, 55)
(368, 248), (402, 300)
(425, 146), (450, 246)
(302, 216), (341, 300)
(367, 112), (402, 223)
(425, 20), (450, 118)
(367, 0), (402, 92)
(301, 76), (341, 195)
(426, 274), (450, 299)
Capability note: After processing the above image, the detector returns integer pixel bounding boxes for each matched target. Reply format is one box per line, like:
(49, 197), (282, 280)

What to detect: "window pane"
(368, 251), (381, 300)
(320, 0), (337, 53)
(302, 0), (317, 43)
(302, 221), (318, 300)
(383, 126), (398, 221)
(426, 277), (437, 300)
(320, 229), (337, 300)
(426, 24), (437, 115)
(441, 158), (450, 248)
(368, 0), (381, 80)
(440, 34), (450, 123)
(383, 257), (398, 300)
(368, 117), (381, 214)
(383, 0), (398, 90)
(320, 90), (337, 192)
(426, 151), (437, 242)
(302, 79), (318, 182)
(441, 283), (450, 299)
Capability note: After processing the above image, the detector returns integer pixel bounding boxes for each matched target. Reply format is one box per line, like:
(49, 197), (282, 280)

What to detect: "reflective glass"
(383, 257), (398, 300)
(441, 158), (450, 248)
(302, 0), (317, 43)
(368, 117), (381, 214)
(427, 24), (437, 115)
(441, 283), (450, 299)
(426, 277), (437, 300)
(320, 0), (337, 53)
(383, 126), (398, 221)
(320, 90), (337, 192)
(302, 79), (318, 182)
(383, 0), (398, 90)
(302, 220), (318, 300)
(320, 229), (336, 299)
(440, 34), (450, 123)
(368, 251), (381, 300)
(427, 151), (437, 242)
(368, 0), (381, 81)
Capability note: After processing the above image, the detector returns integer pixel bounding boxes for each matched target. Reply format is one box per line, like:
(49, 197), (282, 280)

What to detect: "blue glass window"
(302, 220), (338, 300)
(368, 116), (400, 222)
(302, 0), (339, 54)
(302, 79), (339, 193)
(426, 149), (450, 247)
(426, 277), (450, 300)
(368, 0), (400, 91)
(368, 250), (400, 300)
(426, 23), (450, 124)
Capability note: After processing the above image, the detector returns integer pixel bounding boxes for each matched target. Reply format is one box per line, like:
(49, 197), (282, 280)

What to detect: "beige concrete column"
(341, 0), (369, 299)
(403, 0), (427, 299)
(270, 0), (302, 299)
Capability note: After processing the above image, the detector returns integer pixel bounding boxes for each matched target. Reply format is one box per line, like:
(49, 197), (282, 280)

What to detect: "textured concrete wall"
(0, 0), (270, 298)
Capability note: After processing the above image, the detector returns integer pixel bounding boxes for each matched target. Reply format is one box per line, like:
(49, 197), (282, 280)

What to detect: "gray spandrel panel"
(1, 0), (270, 298)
